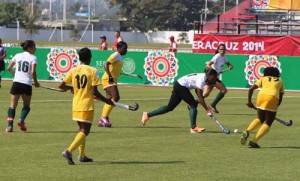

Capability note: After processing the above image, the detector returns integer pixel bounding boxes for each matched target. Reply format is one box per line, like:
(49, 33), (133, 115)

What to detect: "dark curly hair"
(264, 67), (280, 78)
(78, 47), (92, 65)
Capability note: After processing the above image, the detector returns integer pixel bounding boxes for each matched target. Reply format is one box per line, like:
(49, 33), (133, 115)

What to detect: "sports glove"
(109, 76), (114, 83)
(206, 109), (212, 116)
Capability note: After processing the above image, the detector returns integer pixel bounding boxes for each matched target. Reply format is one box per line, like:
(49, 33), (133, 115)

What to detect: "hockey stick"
(209, 114), (231, 134)
(93, 96), (139, 111)
(275, 117), (293, 127)
(121, 72), (143, 80)
(220, 68), (231, 74)
(114, 102), (139, 111)
(252, 107), (292, 127)
(40, 85), (66, 92)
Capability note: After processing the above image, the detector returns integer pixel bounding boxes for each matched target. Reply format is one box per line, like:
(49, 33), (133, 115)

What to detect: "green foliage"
(177, 32), (189, 44)
(0, 82), (299, 180)
(23, 13), (40, 40)
(108, 0), (237, 31)
(0, 2), (25, 24)
(69, 24), (82, 42)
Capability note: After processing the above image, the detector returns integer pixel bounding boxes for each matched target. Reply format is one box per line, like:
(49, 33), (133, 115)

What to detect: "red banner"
(192, 34), (300, 56)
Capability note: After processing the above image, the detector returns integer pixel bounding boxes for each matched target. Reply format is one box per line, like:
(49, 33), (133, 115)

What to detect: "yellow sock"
(78, 139), (86, 158)
(67, 132), (86, 153)
(252, 123), (270, 143)
(102, 103), (114, 117)
(246, 118), (261, 132)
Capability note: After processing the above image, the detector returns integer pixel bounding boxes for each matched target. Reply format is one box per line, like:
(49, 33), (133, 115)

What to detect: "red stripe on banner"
(192, 34), (300, 56)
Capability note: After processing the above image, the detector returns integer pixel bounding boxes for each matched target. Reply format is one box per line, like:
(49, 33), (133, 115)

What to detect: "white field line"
(0, 96), (299, 103)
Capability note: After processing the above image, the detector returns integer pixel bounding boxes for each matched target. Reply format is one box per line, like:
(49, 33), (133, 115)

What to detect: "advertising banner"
(192, 34), (300, 56)
(251, 0), (300, 11)
(2, 47), (300, 91)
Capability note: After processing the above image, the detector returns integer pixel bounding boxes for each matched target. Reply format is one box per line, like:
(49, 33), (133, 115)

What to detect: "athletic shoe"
(141, 112), (149, 126)
(190, 126), (206, 133)
(62, 150), (75, 165)
(240, 131), (249, 145)
(17, 121), (27, 132)
(249, 141), (260, 148)
(98, 117), (112, 127)
(78, 156), (93, 162)
(208, 105), (219, 113)
(5, 126), (13, 132)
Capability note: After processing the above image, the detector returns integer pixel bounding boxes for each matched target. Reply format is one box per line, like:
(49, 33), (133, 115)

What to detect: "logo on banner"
(244, 55), (281, 85)
(46, 48), (79, 80)
(251, 0), (269, 10)
(144, 51), (179, 86)
(122, 58), (136, 74)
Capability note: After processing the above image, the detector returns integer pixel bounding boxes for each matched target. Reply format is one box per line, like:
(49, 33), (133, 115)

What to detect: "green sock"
(189, 108), (197, 128)
(7, 107), (16, 126)
(211, 92), (225, 106)
(20, 106), (30, 124)
(147, 106), (169, 117)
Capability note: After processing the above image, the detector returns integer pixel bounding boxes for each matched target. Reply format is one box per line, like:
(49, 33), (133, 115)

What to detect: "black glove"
(109, 76), (114, 83)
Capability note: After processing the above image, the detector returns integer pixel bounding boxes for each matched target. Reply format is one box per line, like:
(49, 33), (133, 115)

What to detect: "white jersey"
(177, 73), (207, 90)
(209, 53), (228, 74)
(12, 51), (37, 86)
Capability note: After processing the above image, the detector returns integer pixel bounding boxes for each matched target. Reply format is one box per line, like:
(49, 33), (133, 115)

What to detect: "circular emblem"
(244, 55), (281, 85)
(46, 48), (79, 80)
(122, 58), (135, 74)
(144, 51), (179, 86)
(251, 0), (269, 9)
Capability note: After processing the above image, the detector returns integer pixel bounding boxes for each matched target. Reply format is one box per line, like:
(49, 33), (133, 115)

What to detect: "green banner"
(2, 47), (299, 91)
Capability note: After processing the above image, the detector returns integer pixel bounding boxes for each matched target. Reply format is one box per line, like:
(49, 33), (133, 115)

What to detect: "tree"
(0, 2), (25, 25)
(177, 32), (189, 44)
(69, 24), (82, 42)
(108, 0), (216, 31)
(23, 12), (40, 40)
(108, 0), (237, 32)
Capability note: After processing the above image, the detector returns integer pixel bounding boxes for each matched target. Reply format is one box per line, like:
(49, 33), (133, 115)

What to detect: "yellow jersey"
(255, 76), (284, 100)
(102, 52), (123, 81)
(63, 65), (101, 111)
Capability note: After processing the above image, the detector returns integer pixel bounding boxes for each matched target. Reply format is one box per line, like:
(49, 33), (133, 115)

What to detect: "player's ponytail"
(20, 40), (36, 51)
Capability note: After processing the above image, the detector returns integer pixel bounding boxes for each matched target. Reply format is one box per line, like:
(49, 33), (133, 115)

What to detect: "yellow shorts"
(72, 111), (94, 124)
(256, 94), (279, 112)
(102, 78), (118, 89)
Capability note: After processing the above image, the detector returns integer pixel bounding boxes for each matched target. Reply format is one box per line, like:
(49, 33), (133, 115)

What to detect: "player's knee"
(203, 92), (210, 98)
(112, 96), (120, 102)
(221, 88), (227, 94)
(81, 129), (90, 136)
(265, 120), (274, 127)
(22, 106), (30, 112)
(190, 102), (198, 109)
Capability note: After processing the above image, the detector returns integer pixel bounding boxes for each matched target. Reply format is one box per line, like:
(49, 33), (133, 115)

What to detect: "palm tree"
(23, 13), (40, 40)
(69, 24), (81, 42)
(177, 32), (189, 44)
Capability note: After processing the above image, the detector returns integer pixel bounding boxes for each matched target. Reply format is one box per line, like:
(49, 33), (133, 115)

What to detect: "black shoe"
(249, 141), (260, 148)
(78, 156), (93, 162)
(62, 150), (75, 165)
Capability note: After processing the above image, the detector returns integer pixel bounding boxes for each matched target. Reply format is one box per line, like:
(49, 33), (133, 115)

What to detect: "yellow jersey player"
(241, 67), (284, 148)
(98, 41), (127, 127)
(59, 47), (113, 165)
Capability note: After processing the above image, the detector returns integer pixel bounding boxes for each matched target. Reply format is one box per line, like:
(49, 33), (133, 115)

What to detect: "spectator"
(168, 36), (177, 53)
(112, 31), (123, 50)
(0, 38), (6, 87)
(99, 36), (108, 50)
